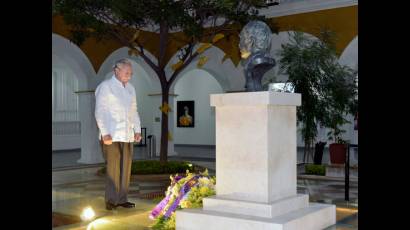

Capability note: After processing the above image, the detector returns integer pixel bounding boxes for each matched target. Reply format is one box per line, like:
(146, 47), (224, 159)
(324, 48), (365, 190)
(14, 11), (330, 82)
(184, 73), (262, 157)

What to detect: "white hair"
(113, 58), (132, 70)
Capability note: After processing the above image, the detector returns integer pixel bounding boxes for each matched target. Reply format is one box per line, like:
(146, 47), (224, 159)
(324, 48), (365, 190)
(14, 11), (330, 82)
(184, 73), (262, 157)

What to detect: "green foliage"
(181, 179), (216, 208)
(99, 166), (106, 174)
(99, 160), (193, 175)
(305, 164), (326, 176)
(277, 30), (357, 150)
(131, 160), (193, 174)
(152, 214), (176, 230)
(53, 0), (274, 46)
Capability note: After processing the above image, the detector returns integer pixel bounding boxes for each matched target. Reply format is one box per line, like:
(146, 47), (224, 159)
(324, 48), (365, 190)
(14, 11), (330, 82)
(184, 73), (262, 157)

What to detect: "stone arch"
(172, 68), (225, 98)
(172, 68), (224, 146)
(93, 47), (160, 91)
(52, 33), (95, 90)
(339, 36), (358, 70)
(167, 44), (244, 93)
(52, 33), (103, 163)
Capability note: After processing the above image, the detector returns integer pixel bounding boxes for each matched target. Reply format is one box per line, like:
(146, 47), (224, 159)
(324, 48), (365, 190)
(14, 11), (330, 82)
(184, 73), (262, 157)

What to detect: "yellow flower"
(159, 102), (172, 114)
(197, 56), (209, 68)
(180, 200), (192, 208)
(172, 184), (181, 195)
(200, 186), (210, 196)
(196, 43), (212, 54)
(164, 213), (176, 229)
(171, 60), (183, 71)
(130, 30), (140, 42)
(212, 33), (225, 43)
(198, 177), (210, 186)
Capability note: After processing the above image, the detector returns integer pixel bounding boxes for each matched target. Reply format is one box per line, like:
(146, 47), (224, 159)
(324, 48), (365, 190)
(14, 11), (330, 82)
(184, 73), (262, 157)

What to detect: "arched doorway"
(52, 54), (81, 150)
(52, 33), (104, 165)
(95, 47), (162, 156)
(172, 69), (224, 147)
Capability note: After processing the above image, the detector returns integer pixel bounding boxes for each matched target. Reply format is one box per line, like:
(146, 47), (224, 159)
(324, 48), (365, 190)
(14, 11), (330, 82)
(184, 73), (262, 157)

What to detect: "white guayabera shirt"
(95, 75), (141, 142)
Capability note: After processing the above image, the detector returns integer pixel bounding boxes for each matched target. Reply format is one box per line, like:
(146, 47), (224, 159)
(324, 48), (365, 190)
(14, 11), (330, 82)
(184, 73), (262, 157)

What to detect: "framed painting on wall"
(177, 101), (195, 127)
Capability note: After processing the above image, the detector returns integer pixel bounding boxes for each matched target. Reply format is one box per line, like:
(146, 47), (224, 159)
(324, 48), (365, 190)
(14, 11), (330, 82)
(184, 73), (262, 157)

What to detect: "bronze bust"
(239, 21), (276, 92)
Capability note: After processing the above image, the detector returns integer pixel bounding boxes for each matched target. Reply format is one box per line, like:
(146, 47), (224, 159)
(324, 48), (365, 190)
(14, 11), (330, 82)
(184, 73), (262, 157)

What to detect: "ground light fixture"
(81, 206), (96, 221)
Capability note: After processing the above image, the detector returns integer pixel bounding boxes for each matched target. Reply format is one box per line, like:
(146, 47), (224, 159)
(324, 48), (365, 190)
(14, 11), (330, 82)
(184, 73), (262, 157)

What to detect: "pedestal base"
(203, 194), (309, 218)
(176, 202), (335, 230)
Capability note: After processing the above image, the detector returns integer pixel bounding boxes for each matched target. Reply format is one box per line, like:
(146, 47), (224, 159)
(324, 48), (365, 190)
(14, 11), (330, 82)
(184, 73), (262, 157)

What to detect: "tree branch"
(201, 18), (235, 41)
(135, 42), (161, 74)
(87, 8), (161, 77)
(168, 45), (198, 86)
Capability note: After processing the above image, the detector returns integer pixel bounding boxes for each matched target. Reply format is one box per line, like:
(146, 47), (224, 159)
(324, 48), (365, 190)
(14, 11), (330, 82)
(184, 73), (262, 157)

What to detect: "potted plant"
(325, 67), (357, 164)
(326, 114), (349, 164)
(278, 30), (357, 162)
(313, 141), (326, 165)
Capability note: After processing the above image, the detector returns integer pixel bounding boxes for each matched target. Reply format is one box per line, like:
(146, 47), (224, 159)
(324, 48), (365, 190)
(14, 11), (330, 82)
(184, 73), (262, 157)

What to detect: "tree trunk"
(159, 85), (170, 164)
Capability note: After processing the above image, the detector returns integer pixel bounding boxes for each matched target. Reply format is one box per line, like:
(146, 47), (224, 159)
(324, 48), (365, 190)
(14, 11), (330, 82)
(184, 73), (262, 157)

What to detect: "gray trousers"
(102, 142), (133, 205)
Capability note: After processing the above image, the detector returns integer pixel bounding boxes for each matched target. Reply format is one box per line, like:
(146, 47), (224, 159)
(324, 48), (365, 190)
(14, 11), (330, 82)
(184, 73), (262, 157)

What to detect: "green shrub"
(99, 160), (194, 175)
(305, 164), (326, 176)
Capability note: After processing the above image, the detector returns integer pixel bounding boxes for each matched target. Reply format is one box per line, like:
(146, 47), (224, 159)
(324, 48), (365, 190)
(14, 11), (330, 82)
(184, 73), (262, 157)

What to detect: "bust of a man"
(239, 20), (276, 92)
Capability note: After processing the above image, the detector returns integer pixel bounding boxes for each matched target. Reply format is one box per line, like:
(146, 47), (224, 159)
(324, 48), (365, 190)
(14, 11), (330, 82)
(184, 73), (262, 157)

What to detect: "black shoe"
(106, 202), (117, 210)
(118, 202), (135, 208)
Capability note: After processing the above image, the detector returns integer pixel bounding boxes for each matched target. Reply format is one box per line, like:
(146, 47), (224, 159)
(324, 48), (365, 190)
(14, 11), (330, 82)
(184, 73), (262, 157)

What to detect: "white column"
(77, 92), (105, 164)
(176, 91), (336, 230)
(149, 93), (177, 156)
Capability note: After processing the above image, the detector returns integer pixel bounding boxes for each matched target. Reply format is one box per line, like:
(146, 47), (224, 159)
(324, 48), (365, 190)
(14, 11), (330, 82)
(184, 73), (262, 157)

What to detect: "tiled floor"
(52, 145), (358, 229)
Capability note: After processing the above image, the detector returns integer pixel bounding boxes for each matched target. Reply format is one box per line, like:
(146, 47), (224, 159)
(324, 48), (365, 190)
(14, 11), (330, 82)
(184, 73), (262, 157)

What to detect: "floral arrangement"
(150, 169), (216, 230)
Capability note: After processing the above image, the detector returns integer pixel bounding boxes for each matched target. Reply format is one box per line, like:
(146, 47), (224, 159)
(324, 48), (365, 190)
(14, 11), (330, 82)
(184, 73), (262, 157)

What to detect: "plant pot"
(313, 142), (326, 165)
(329, 143), (347, 164)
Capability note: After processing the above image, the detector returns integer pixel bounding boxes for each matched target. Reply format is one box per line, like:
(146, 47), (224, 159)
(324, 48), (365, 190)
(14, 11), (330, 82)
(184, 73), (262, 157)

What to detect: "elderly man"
(95, 58), (142, 210)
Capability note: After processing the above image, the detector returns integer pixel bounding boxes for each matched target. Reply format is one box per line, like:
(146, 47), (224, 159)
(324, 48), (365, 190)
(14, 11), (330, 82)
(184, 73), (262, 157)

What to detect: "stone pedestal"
(176, 91), (335, 230)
